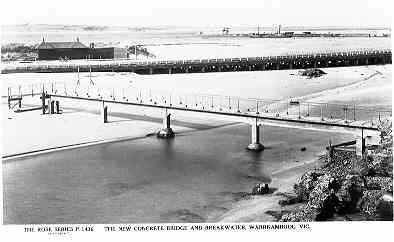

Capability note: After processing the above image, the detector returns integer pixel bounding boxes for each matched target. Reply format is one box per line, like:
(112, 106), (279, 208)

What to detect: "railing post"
(101, 100), (108, 123)
(344, 105), (348, 123)
(353, 104), (356, 121)
(8, 87), (11, 109)
(286, 102), (289, 115)
(320, 104), (324, 121)
(298, 103), (301, 119)
(307, 103), (310, 116)
(41, 90), (46, 114)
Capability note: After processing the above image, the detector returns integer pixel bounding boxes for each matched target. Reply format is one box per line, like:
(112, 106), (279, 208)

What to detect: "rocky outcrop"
(280, 205), (319, 222)
(306, 175), (339, 220)
(358, 190), (388, 220)
(336, 174), (366, 214)
(279, 120), (393, 222)
(365, 176), (393, 193)
(251, 183), (270, 195)
(293, 171), (324, 201)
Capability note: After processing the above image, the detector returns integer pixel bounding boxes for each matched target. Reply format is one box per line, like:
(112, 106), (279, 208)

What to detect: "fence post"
(344, 105), (348, 123)
(320, 104), (324, 121)
(353, 104), (356, 121)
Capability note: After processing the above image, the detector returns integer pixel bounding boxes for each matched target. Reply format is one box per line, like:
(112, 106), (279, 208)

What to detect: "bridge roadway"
(1, 49), (392, 74)
(12, 82), (386, 156)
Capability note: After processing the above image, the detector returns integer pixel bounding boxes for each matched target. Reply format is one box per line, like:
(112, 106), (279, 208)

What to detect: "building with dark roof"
(37, 38), (90, 60)
(37, 39), (127, 60)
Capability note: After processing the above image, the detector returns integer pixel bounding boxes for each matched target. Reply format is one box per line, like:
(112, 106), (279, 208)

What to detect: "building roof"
(37, 41), (88, 49)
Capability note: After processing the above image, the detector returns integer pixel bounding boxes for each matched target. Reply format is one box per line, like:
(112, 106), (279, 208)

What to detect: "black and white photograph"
(0, 0), (393, 240)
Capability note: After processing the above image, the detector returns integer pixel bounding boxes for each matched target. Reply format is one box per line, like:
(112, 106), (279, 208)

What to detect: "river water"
(3, 122), (353, 224)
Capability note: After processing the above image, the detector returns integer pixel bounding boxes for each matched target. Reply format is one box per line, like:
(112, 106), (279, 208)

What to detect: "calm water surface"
(3, 123), (352, 224)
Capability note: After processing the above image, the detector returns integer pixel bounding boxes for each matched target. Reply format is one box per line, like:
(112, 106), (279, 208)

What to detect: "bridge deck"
(2, 49), (391, 74)
(5, 82), (391, 132)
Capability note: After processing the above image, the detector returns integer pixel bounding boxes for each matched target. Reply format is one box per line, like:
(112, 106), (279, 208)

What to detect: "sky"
(0, 0), (392, 27)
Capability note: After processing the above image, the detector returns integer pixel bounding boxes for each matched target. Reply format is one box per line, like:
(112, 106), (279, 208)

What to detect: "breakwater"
(2, 49), (391, 74)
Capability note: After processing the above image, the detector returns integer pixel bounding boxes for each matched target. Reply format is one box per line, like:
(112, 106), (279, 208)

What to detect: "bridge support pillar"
(247, 118), (264, 151)
(356, 136), (366, 157)
(356, 129), (381, 157)
(50, 100), (55, 114)
(55, 100), (60, 114)
(101, 101), (108, 123)
(157, 108), (175, 138)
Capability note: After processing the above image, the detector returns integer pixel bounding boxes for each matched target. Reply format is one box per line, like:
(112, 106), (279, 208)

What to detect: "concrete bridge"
(1, 49), (391, 74)
(6, 82), (391, 156)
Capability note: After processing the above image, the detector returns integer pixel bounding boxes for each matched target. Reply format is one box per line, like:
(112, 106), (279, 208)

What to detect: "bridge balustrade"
(5, 82), (391, 130)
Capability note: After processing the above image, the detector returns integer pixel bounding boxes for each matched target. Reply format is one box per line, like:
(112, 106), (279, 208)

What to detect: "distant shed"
(91, 47), (127, 59)
(37, 39), (90, 60)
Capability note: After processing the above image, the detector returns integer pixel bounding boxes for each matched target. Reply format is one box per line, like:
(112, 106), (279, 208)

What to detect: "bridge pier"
(356, 135), (366, 157)
(247, 118), (264, 151)
(356, 129), (381, 157)
(157, 108), (175, 138)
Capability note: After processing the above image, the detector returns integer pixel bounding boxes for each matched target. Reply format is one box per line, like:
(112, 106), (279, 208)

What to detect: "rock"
(280, 205), (319, 222)
(357, 190), (386, 219)
(293, 170), (324, 201)
(279, 196), (302, 206)
(352, 155), (374, 177)
(300, 147), (306, 152)
(365, 176), (393, 193)
(321, 150), (355, 181)
(307, 174), (339, 220)
(336, 174), (366, 214)
(252, 183), (269, 195)
(298, 68), (327, 78)
(366, 154), (392, 177)
(377, 194), (393, 221)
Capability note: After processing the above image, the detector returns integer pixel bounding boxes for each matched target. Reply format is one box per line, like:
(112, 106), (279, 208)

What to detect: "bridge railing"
(5, 82), (391, 128)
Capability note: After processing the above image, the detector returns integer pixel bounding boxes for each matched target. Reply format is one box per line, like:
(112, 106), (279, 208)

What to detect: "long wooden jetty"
(1, 49), (391, 74)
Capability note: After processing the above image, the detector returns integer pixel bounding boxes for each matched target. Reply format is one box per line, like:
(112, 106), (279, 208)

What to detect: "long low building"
(37, 39), (127, 60)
